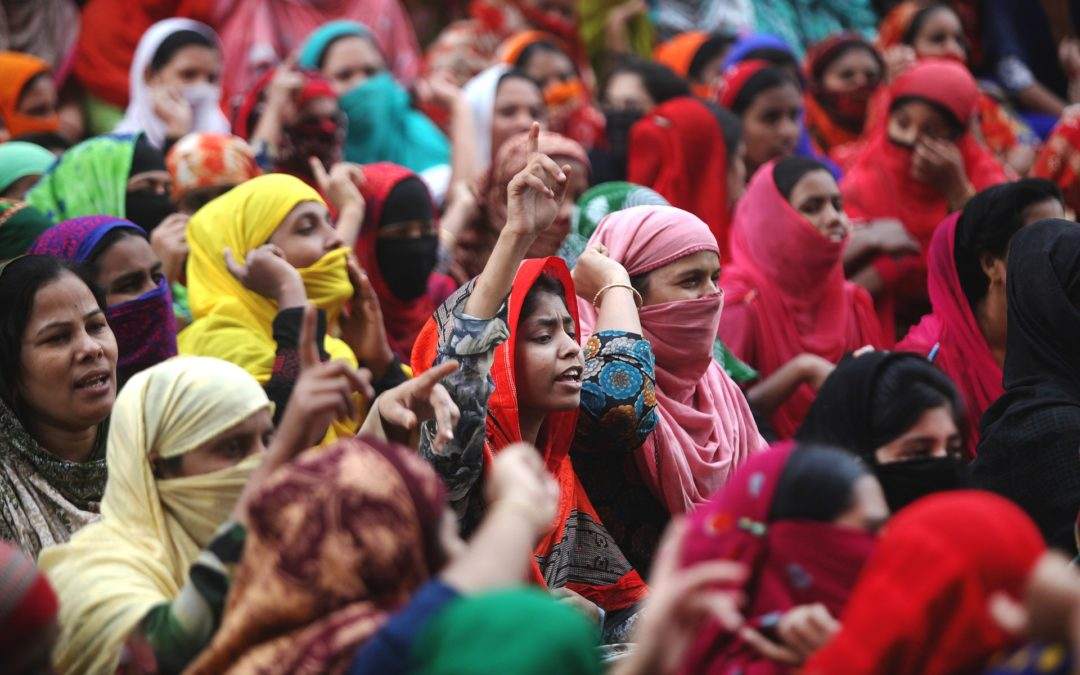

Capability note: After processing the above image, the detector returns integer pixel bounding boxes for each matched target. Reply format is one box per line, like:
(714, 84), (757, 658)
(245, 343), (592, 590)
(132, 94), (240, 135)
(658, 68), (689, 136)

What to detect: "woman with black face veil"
(974, 219), (1080, 556)
(796, 350), (967, 514)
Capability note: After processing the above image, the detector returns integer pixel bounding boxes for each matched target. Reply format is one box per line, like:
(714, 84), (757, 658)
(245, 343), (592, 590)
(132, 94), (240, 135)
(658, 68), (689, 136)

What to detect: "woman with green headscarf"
(298, 21), (452, 201)
(0, 199), (51, 261)
(0, 141), (55, 199)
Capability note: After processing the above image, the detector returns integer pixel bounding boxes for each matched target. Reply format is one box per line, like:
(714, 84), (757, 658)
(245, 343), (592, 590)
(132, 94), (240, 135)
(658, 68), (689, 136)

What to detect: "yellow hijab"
(38, 356), (272, 675)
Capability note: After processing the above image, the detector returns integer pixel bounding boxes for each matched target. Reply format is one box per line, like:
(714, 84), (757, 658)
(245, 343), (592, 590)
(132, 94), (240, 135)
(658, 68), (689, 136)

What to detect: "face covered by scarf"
(28, 215), (178, 386)
(38, 356), (271, 675)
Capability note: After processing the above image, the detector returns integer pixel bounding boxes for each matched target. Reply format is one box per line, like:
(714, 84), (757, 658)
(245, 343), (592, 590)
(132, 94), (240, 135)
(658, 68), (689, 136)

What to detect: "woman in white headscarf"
(114, 18), (230, 149)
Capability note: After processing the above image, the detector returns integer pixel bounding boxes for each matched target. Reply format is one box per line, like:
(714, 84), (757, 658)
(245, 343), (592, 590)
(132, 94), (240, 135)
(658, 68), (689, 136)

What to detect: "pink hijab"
(579, 205), (766, 514)
(720, 161), (883, 438)
(896, 213), (1001, 457)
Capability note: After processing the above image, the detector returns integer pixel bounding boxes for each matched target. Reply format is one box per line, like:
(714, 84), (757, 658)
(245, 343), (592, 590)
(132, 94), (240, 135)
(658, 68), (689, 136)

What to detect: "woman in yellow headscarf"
(178, 173), (404, 439)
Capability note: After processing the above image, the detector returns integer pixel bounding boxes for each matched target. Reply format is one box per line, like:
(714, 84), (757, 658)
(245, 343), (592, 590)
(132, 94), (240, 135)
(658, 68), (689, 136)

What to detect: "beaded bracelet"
(592, 283), (643, 309)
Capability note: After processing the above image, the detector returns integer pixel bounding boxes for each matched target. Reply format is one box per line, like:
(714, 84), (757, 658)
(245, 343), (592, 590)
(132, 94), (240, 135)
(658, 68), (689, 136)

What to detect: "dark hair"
(955, 179), (1063, 309)
(706, 102), (743, 165)
(83, 228), (149, 286)
(520, 273), (568, 321)
(867, 356), (964, 451)
(496, 69), (543, 98)
(888, 95), (964, 138)
(605, 56), (691, 105)
(688, 33), (736, 82)
(149, 29), (215, 73)
(730, 66), (800, 115)
(0, 256), (106, 416)
(769, 444), (870, 522)
(901, 3), (967, 57)
(773, 156), (831, 201)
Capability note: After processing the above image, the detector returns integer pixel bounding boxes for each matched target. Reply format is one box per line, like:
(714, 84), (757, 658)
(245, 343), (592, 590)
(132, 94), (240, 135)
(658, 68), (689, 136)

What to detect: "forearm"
(464, 227), (535, 318)
(439, 502), (538, 593)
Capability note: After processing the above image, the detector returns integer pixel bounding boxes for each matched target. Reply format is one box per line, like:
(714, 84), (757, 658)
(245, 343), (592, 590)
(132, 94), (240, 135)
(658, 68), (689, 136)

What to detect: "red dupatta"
(896, 213), (1002, 458)
(626, 97), (732, 258)
(679, 443), (877, 675)
(720, 161), (883, 439)
(411, 257), (647, 611)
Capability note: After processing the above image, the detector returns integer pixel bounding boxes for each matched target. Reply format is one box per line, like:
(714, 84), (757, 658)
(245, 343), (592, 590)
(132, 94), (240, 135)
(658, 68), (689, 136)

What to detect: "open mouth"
(74, 371), (110, 391)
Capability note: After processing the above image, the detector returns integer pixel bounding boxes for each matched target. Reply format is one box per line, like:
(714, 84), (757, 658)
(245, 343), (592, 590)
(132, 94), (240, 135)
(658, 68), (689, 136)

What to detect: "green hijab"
(0, 141), (55, 194)
(411, 588), (601, 675)
(25, 133), (136, 223)
(0, 199), (52, 261)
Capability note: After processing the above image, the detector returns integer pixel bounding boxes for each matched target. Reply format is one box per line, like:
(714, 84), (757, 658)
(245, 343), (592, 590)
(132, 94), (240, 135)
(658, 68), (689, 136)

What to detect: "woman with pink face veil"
(574, 204), (766, 572)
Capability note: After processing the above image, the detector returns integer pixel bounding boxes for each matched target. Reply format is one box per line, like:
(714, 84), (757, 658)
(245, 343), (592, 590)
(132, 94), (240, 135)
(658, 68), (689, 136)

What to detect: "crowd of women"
(1, 0), (1080, 673)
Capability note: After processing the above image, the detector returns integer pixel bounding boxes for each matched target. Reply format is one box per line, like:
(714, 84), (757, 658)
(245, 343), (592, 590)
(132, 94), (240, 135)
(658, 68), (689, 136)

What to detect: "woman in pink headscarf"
(573, 204), (766, 573)
(720, 157), (883, 440)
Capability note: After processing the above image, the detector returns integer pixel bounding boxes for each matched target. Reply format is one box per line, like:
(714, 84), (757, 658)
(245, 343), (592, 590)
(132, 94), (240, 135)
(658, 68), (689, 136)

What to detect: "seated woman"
(0, 200), (52, 261)
(803, 34), (884, 164)
(654, 31), (736, 98)
(879, 2), (1038, 176)
(796, 350), (967, 513)
(114, 19), (230, 151)
(0, 256), (117, 558)
(29, 216), (178, 387)
(679, 443), (888, 673)
(0, 52), (61, 143)
(166, 132), (261, 215)
(413, 125), (649, 641)
(27, 132), (178, 233)
(298, 20), (451, 199)
(840, 59), (1008, 343)
(720, 157), (883, 439)
(574, 203), (766, 572)
(179, 173), (404, 440)
(39, 346), (373, 674)
(0, 141), (56, 199)
(356, 162), (456, 365)
(718, 60), (802, 179)
(975, 219), (1080, 556)
(897, 180), (1064, 456)
(804, 492), (1047, 674)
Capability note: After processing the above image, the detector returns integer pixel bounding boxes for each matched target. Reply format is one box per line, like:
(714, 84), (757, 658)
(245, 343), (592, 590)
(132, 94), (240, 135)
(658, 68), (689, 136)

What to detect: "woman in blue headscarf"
(298, 21), (452, 201)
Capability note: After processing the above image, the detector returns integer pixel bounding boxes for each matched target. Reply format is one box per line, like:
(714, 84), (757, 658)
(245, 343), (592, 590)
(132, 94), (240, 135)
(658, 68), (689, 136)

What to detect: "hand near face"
(504, 122), (571, 239)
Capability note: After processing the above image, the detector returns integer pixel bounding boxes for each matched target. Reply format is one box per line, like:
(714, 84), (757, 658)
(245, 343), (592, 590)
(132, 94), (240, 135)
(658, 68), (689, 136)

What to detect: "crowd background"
(1, 0), (1080, 674)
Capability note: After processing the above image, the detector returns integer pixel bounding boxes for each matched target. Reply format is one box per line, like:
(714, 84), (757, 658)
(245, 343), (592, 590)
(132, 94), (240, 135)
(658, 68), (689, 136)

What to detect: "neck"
(975, 296), (1006, 367)
(518, 408), (544, 447)
(28, 419), (99, 464)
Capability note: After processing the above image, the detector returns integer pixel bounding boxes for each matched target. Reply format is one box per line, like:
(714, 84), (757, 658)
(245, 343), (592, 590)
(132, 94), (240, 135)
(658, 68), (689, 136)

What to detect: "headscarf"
(0, 1), (79, 82)
(626, 97), (732, 257)
(185, 436), (447, 675)
(720, 161), (883, 438)
(975, 219), (1080, 553)
(114, 19), (230, 149)
(463, 64), (511, 173)
(580, 206), (767, 513)
(165, 132), (261, 203)
(0, 141), (55, 194)
(486, 129), (590, 257)
(0, 200), (52, 261)
(896, 214), (1002, 457)
(25, 133), (138, 223)
(679, 443), (877, 675)
(357, 163), (449, 363)
(29, 216), (179, 386)
(411, 257), (649, 611)
(179, 173), (356, 383)
(0, 540), (59, 669)
(297, 21), (449, 176)
(558, 181), (668, 267)
(803, 491), (1046, 675)
(804, 34), (884, 153)
(38, 356), (270, 674)
(411, 588), (602, 675)
(0, 52), (60, 138)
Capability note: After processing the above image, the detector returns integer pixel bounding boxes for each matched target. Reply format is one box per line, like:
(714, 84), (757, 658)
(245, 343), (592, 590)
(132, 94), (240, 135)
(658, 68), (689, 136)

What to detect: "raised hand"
(224, 244), (306, 309)
(376, 360), (461, 451)
(339, 255), (395, 379)
(504, 122), (571, 238)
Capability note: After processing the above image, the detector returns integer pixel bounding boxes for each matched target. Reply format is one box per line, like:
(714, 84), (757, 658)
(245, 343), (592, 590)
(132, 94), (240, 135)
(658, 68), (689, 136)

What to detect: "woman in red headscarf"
(803, 491), (1047, 675)
(679, 442), (886, 674)
(840, 58), (1007, 343)
(411, 125), (648, 640)
(721, 156), (883, 439)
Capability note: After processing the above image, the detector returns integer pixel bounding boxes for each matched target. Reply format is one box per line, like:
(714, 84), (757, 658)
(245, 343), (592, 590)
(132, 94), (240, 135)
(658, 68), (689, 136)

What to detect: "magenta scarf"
(578, 205), (766, 514)
(896, 213), (1002, 457)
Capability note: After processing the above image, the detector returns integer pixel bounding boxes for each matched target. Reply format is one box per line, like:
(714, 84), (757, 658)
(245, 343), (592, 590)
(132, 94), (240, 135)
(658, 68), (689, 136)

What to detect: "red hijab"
(804, 491), (1045, 675)
(411, 257), (648, 611)
(626, 97), (732, 258)
(679, 443), (877, 675)
(357, 162), (453, 364)
(896, 213), (1002, 458)
(720, 161), (883, 439)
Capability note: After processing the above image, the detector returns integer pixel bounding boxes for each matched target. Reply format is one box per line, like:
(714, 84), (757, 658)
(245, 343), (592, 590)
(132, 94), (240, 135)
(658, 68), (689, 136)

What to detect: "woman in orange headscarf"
(0, 52), (61, 141)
